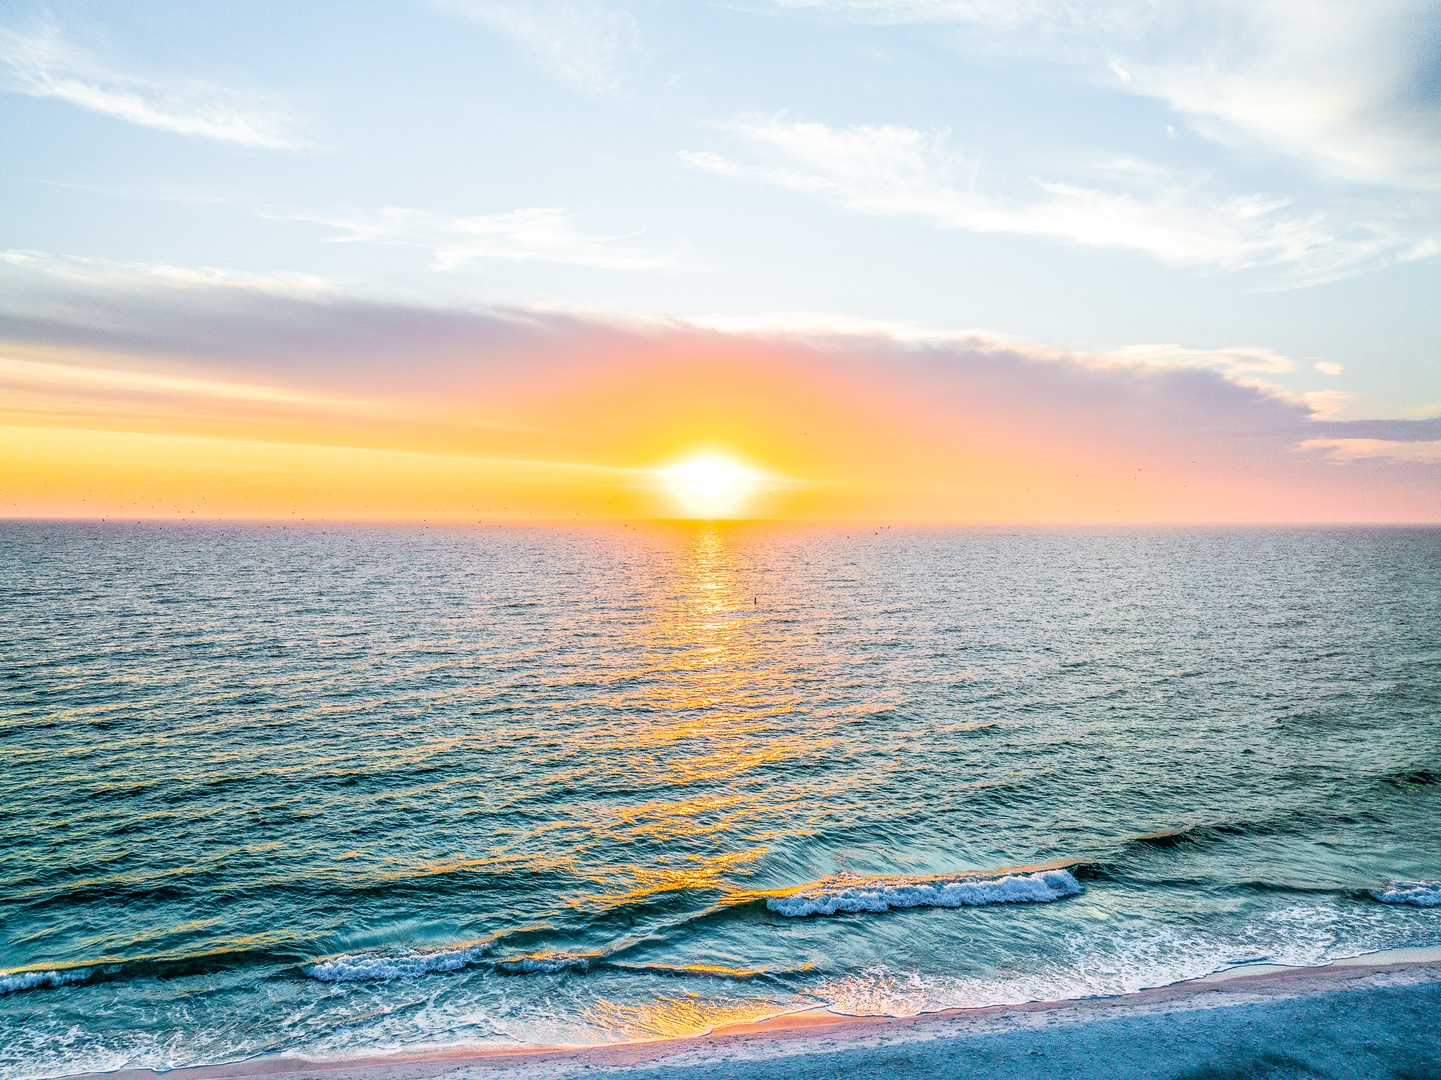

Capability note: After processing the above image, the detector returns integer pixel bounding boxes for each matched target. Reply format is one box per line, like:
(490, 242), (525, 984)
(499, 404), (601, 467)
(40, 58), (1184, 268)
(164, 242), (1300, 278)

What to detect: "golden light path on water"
(574, 524), (834, 1038)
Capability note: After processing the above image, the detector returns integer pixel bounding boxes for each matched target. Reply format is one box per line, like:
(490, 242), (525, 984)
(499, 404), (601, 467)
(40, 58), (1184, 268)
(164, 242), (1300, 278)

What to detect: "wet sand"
(81, 948), (1441, 1080)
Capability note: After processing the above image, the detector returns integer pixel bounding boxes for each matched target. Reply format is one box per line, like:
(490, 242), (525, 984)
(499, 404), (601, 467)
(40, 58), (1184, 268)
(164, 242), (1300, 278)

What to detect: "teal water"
(2, 523), (1439, 1078)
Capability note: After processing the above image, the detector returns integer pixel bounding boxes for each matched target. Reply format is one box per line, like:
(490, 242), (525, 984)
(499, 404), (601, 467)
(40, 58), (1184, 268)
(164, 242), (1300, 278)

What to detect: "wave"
(1372, 881), (1441, 907)
(305, 944), (601, 982)
(1379, 767), (1440, 789)
(0, 968), (90, 995)
(0, 945), (317, 997)
(609, 961), (794, 980)
(494, 952), (594, 975)
(307, 942), (488, 982)
(766, 868), (1080, 918)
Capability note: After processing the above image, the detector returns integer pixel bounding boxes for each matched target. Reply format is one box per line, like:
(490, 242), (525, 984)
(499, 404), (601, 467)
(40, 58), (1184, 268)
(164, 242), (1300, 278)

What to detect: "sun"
(664, 454), (756, 517)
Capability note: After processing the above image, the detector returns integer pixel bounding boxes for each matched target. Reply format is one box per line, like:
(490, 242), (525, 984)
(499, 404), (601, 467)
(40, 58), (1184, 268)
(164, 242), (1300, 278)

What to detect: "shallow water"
(2, 523), (1439, 1078)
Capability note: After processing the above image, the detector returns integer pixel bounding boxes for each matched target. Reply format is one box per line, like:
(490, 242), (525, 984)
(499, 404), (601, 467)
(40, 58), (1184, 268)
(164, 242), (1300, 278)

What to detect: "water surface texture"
(3, 524), (1440, 1078)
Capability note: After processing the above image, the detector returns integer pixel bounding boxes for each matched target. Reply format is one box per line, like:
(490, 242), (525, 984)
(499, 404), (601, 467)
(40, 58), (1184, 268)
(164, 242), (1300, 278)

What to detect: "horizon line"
(5, 516), (1441, 528)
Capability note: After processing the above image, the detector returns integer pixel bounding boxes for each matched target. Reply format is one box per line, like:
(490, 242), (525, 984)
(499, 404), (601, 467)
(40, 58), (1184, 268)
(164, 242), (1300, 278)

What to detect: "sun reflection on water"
(583, 989), (791, 1040)
(577, 524), (825, 908)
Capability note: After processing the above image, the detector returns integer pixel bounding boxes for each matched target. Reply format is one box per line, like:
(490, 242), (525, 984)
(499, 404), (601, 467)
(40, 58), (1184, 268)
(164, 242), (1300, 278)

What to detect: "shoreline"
(76, 945), (1441, 1080)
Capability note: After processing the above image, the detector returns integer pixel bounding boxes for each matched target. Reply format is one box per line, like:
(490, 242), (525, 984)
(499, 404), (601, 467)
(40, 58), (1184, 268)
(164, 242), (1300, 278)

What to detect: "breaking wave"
(767, 868), (1081, 917)
(305, 944), (602, 982)
(307, 943), (488, 982)
(0, 968), (90, 995)
(1372, 881), (1441, 907)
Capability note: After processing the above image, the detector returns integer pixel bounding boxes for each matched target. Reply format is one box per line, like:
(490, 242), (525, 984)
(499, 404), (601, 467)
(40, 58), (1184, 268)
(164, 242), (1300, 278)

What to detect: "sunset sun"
(664, 454), (756, 517)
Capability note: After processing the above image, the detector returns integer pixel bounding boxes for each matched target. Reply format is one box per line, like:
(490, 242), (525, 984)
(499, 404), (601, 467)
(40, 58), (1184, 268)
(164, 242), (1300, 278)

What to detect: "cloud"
(0, 250), (1355, 407)
(274, 205), (676, 271)
(0, 249), (333, 297)
(1, 249), (1437, 524)
(1103, 343), (1296, 378)
(1300, 389), (1352, 421)
(432, 0), (640, 94)
(0, 343), (550, 443)
(0, 249), (645, 381)
(1300, 439), (1441, 465)
(0, 26), (303, 149)
(766, 0), (1441, 190)
(1115, 1), (1441, 190)
(0, 348), (363, 410)
(683, 116), (1429, 284)
(765, 1), (1055, 27)
(1314, 361), (1344, 376)
(684, 312), (1302, 384)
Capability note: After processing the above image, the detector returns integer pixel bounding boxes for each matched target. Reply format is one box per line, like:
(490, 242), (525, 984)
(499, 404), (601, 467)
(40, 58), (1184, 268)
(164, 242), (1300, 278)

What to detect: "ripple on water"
(2, 523), (1440, 1077)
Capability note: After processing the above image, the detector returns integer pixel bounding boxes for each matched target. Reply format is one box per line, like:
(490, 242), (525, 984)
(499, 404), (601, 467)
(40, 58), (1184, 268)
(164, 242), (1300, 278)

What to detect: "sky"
(2, 0), (1440, 520)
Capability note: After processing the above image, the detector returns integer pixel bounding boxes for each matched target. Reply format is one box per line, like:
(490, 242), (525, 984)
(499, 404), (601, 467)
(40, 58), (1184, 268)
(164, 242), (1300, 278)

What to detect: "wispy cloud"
(279, 205), (676, 271)
(682, 313), (1298, 374)
(1300, 439), (1441, 464)
(0, 350), (361, 410)
(432, 0), (640, 94)
(0, 26), (303, 149)
(0, 249), (332, 297)
(683, 116), (1432, 285)
(681, 312), (1320, 408)
(1115, 2), (1441, 191)
(1105, 343), (1297, 378)
(766, 1), (1057, 27)
(1104, 343), (1327, 409)
(767, 0), (1441, 190)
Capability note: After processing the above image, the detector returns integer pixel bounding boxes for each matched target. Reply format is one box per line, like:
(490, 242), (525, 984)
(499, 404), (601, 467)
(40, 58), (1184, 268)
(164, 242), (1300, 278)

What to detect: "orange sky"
(2, 315), (1438, 522)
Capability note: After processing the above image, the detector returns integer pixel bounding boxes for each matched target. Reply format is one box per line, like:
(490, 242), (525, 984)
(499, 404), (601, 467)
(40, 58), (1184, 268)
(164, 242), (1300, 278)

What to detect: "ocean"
(2, 522), (1439, 1078)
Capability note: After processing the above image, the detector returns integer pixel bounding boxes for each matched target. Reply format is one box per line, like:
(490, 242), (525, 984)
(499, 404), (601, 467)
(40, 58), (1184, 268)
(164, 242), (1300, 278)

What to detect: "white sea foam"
(1372, 881), (1441, 907)
(306, 943), (486, 982)
(812, 900), (1400, 1018)
(767, 868), (1080, 917)
(0, 968), (90, 994)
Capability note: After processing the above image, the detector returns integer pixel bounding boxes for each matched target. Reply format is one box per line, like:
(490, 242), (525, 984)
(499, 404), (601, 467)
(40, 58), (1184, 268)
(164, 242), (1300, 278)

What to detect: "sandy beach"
(79, 948), (1441, 1080)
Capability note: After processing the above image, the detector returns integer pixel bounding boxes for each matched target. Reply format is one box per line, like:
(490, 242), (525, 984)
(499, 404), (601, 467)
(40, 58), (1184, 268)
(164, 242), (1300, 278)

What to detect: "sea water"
(2, 523), (1439, 1078)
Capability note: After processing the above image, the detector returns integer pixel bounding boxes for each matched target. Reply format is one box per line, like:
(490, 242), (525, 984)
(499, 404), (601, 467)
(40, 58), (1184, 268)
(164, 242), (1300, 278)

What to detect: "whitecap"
(0, 968), (90, 994)
(767, 868), (1080, 917)
(1372, 881), (1441, 907)
(306, 943), (485, 982)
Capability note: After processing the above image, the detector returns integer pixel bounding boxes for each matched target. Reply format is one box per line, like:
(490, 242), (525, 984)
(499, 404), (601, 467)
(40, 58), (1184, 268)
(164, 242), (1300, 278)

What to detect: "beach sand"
(83, 949), (1441, 1080)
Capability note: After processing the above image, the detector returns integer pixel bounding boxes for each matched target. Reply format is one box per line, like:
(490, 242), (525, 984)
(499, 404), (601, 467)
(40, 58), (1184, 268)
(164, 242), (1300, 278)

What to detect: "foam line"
(306, 943), (486, 982)
(767, 868), (1081, 917)
(1372, 881), (1441, 907)
(306, 944), (601, 982)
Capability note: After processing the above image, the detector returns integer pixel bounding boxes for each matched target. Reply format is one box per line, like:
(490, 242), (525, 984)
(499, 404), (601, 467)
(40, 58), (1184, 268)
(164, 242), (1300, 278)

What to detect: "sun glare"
(665, 454), (756, 517)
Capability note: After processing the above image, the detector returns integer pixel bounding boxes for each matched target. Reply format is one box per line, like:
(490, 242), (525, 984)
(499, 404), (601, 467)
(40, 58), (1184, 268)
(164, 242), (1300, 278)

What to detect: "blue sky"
(1, 0), (1439, 422)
